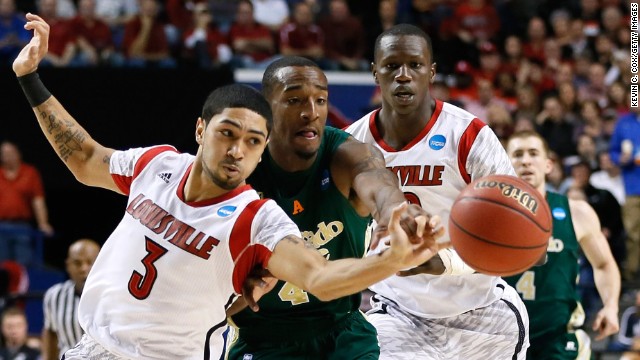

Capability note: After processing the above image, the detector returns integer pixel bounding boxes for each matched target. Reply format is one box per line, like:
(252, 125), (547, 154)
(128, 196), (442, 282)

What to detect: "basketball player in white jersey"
(13, 15), (446, 360)
(345, 24), (529, 359)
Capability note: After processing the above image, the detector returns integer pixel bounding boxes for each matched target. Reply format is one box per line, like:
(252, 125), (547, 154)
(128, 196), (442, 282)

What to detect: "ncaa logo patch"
(429, 135), (446, 150)
(552, 207), (566, 220)
(217, 205), (237, 217)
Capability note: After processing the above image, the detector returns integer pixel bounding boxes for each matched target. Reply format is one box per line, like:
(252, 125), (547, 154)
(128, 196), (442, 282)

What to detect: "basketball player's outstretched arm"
(13, 14), (120, 193)
(331, 137), (444, 247)
(571, 199), (621, 340)
(267, 203), (445, 301)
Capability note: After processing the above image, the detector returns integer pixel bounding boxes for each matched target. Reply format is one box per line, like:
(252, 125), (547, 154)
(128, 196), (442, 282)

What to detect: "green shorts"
(528, 329), (591, 360)
(228, 311), (379, 360)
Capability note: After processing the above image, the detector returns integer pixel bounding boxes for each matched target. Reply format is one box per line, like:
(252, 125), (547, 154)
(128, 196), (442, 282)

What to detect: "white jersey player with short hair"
(346, 100), (529, 359)
(68, 146), (300, 360)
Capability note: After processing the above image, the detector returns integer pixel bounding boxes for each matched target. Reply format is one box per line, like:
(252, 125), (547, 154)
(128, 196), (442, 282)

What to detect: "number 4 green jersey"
(504, 191), (583, 343)
(231, 127), (372, 342)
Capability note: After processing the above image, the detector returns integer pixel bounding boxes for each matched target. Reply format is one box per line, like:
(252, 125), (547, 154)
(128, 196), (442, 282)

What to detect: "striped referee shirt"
(43, 279), (83, 354)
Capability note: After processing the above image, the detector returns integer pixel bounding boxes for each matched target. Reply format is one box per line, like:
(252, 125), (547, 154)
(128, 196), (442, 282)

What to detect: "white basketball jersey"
(78, 146), (300, 359)
(346, 100), (516, 318)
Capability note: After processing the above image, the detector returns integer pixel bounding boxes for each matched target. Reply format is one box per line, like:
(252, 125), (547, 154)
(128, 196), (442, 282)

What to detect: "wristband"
(17, 72), (52, 107)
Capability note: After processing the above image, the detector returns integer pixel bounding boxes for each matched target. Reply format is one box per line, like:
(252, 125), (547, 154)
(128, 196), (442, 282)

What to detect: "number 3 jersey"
(345, 100), (516, 318)
(77, 145), (300, 360)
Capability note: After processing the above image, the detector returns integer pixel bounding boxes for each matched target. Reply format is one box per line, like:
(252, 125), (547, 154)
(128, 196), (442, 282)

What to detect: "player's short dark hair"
(261, 56), (321, 98)
(507, 130), (552, 158)
(201, 84), (272, 133)
(373, 24), (433, 63)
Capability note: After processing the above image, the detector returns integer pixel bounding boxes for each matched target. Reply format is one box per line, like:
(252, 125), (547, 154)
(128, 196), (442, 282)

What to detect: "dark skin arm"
(331, 136), (442, 243)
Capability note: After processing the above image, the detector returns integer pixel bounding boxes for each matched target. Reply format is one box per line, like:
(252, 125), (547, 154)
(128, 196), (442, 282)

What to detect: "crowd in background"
(1, 0), (639, 357)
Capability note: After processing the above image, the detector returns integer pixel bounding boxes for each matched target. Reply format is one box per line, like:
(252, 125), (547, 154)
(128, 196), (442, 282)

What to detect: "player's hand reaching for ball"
(13, 13), (49, 77)
(384, 203), (448, 270)
(371, 203), (444, 250)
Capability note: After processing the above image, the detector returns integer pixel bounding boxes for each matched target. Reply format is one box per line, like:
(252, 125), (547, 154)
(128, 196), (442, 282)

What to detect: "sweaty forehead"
(273, 66), (327, 91)
(377, 35), (430, 61)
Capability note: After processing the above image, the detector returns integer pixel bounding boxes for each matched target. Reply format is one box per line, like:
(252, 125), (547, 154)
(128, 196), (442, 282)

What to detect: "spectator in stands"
(0, 307), (39, 360)
(523, 16), (546, 64)
(476, 41), (500, 83)
(610, 291), (640, 352)
(38, 0), (85, 67)
(610, 106), (640, 281)
(549, 8), (574, 58)
(568, 18), (590, 58)
(251, 0), (289, 32)
(0, 141), (53, 266)
(93, 0), (137, 28)
(578, 62), (609, 107)
(68, 0), (117, 67)
(591, 150), (626, 208)
(570, 159), (626, 278)
(41, 239), (100, 360)
(463, 78), (510, 122)
(53, 0), (75, 19)
(122, 0), (176, 67)
(365, 0), (397, 62)
(318, 0), (367, 71)
(451, 0), (499, 48)
(600, 5), (623, 42)
(608, 81), (630, 116)
(500, 35), (523, 76)
(182, 1), (231, 69)
(558, 81), (581, 121)
(536, 95), (578, 159)
(512, 83), (539, 123)
(165, 0), (203, 35)
(228, 0), (276, 69)
(578, 101), (608, 152)
(278, 2), (324, 63)
(0, 0), (31, 66)
(93, 0), (137, 52)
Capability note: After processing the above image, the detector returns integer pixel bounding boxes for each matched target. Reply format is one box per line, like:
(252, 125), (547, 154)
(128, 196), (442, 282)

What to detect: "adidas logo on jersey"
(157, 172), (172, 183)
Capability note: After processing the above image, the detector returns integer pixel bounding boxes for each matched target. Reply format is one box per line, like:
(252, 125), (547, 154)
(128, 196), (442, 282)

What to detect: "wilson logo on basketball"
(474, 180), (539, 215)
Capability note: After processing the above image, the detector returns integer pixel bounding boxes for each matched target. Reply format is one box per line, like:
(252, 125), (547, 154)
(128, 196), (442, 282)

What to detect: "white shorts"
(366, 282), (529, 360)
(62, 334), (127, 360)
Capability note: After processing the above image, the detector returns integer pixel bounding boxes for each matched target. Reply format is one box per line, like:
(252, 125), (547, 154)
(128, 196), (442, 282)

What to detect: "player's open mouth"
(222, 165), (240, 176)
(393, 91), (415, 102)
(296, 129), (318, 139)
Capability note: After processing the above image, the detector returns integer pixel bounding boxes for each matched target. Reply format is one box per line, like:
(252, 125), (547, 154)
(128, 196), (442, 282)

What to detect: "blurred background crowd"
(1, 0), (639, 358)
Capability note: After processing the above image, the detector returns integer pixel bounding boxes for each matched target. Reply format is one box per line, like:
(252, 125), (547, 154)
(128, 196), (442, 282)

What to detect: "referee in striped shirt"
(41, 239), (100, 360)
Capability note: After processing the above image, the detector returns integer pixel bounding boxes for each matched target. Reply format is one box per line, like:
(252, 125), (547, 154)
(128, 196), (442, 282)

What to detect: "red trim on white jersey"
(368, 99), (444, 152)
(175, 164), (255, 207)
(111, 146), (177, 195)
(229, 199), (272, 294)
(457, 118), (486, 184)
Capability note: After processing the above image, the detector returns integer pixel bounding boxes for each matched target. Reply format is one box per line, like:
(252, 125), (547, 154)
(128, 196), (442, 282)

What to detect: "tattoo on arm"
(37, 106), (88, 162)
(282, 235), (317, 250)
(103, 155), (110, 164)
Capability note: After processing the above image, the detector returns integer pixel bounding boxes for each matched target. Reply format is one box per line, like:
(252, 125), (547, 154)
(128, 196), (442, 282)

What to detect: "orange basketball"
(448, 174), (551, 277)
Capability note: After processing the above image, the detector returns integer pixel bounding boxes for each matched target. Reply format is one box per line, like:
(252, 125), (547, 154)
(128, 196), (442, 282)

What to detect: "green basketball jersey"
(232, 126), (372, 342)
(504, 191), (582, 342)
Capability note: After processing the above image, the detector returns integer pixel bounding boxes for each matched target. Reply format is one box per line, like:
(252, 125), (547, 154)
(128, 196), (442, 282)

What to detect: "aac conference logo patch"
(552, 207), (567, 220)
(217, 205), (237, 217)
(429, 135), (446, 150)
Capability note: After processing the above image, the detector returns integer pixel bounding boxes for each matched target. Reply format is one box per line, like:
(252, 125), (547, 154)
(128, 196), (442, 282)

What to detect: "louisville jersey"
(504, 192), (582, 342)
(231, 127), (372, 341)
(77, 145), (300, 360)
(345, 100), (516, 318)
